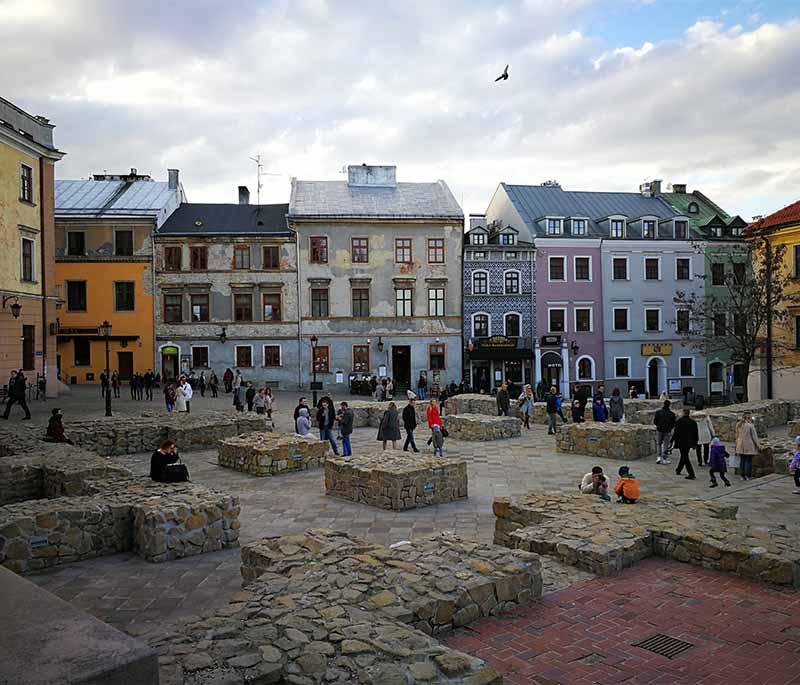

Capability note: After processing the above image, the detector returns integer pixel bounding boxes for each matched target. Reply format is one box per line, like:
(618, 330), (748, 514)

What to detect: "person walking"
(496, 383), (510, 417)
(708, 437), (731, 487)
(386, 378), (394, 401)
(198, 371), (207, 398)
(233, 369), (243, 394)
(735, 413), (760, 481)
(111, 371), (121, 398)
(377, 401), (401, 450)
(431, 424), (445, 457)
(163, 382), (176, 412)
(233, 383), (245, 412)
(245, 382), (256, 412)
(402, 398), (420, 453)
(338, 401), (354, 456)
(695, 412), (714, 466)
(100, 370), (109, 398)
(672, 408), (698, 480)
(175, 382), (187, 413)
(209, 371), (219, 398)
(264, 387), (274, 420)
(317, 398), (339, 455)
(653, 400), (676, 465)
(2, 371), (31, 420)
(519, 384), (535, 430)
(609, 388), (624, 423)
(575, 383), (589, 421)
(144, 369), (155, 401)
(223, 368), (234, 393)
(294, 397), (309, 422)
(417, 373), (427, 401)
(545, 386), (559, 435)
(295, 407), (311, 436)
(179, 376), (193, 413)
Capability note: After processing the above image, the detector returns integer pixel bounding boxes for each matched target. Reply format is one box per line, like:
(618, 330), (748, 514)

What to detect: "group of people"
(580, 465), (641, 503)
(163, 376), (194, 413)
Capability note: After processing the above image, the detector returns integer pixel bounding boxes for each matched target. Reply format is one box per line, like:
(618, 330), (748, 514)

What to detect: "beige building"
(0, 96), (65, 397)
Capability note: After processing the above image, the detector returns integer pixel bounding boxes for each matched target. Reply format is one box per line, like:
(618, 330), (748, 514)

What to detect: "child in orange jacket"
(614, 466), (640, 504)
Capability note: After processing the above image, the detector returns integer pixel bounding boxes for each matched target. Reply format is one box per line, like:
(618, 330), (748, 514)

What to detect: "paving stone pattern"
(556, 422), (657, 460)
(218, 432), (328, 476)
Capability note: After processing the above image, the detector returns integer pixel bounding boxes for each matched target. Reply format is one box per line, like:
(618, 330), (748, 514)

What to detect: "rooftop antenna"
(249, 153), (282, 206)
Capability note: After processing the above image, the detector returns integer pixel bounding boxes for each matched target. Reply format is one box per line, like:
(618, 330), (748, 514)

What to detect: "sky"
(2, 0), (799, 221)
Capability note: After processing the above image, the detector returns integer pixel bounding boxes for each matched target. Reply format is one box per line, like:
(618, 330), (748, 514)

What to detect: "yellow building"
(0, 96), (65, 396)
(54, 169), (184, 384)
(746, 199), (800, 400)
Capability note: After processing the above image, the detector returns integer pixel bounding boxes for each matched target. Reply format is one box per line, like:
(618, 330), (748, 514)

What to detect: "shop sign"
(541, 335), (561, 347)
(161, 346), (179, 356)
(59, 327), (99, 335)
(479, 335), (517, 349)
(641, 343), (673, 356)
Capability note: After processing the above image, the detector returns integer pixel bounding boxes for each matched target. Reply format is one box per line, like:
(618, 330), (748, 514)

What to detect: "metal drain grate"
(633, 633), (694, 659)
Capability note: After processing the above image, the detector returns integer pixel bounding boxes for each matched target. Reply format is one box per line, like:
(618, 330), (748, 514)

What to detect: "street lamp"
(99, 320), (112, 417)
(310, 334), (319, 407)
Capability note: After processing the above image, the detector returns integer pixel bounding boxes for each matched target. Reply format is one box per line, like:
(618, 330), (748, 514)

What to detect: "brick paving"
(444, 558), (800, 685)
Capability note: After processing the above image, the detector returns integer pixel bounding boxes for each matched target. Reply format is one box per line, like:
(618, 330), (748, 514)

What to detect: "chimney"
(672, 183), (687, 194)
(347, 164), (397, 187)
(168, 169), (179, 190)
(238, 186), (250, 205)
(639, 179), (662, 197)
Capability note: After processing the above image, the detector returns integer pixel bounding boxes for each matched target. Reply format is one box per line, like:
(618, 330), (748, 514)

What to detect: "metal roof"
(158, 203), (291, 236)
(289, 179), (463, 220)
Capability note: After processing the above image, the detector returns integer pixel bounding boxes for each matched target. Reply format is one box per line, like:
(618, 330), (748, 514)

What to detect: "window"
(688, 202), (699, 214)
(67, 281), (87, 312)
(504, 270), (520, 294)
(644, 257), (660, 280)
(395, 238), (412, 263)
(190, 246), (208, 271)
(21, 238), (34, 282)
(472, 271), (488, 294)
(22, 325), (35, 370)
(234, 293), (253, 322)
(549, 256), (565, 281)
(796, 317), (800, 349)
(164, 246), (182, 271)
(352, 238), (369, 263)
(795, 246), (800, 278)
(612, 257), (628, 280)
(504, 251), (517, 260)
(191, 294), (209, 322)
(714, 313), (726, 337)
(471, 233), (486, 245)
(311, 288), (329, 318)
(642, 220), (656, 240)
(676, 258), (691, 280)
(263, 245), (279, 270)
(395, 288), (413, 317)
(263, 346), (281, 367)
(575, 308), (592, 332)
(74, 338), (90, 367)
(505, 313), (521, 337)
(164, 294), (182, 323)
(712, 226), (723, 238)
(473, 313), (489, 337)
(679, 357), (694, 377)
(428, 287), (445, 316)
(614, 357), (630, 378)
(235, 346), (253, 368)
(67, 232), (85, 256)
(429, 344), (446, 370)
(310, 236), (328, 263)
(711, 263), (725, 286)
(546, 218), (562, 235)
(574, 257), (590, 281)
(262, 293), (282, 321)
(472, 251), (487, 260)
(676, 309), (690, 334)
(352, 288), (370, 317)
(613, 308), (629, 331)
(674, 221), (688, 240)
(233, 245), (251, 270)
(734, 313), (746, 337)
(428, 238), (445, 263)
(312, 345), (329, 373)
(114, 230), (134, 256)
(352, 345), (370, 372)
(548, 308), (566, 333)
(577, 357), (593, 380)
(114, 282), (135, 312)
(733, 262), (746, 284)
(572, 219), (586, 236)
(610, 219), (625, 238)
(645, 308), (660, 332)
(500, 233), (515, 245)
(192, 346), (209, 369)
(20, 164), (33, 202)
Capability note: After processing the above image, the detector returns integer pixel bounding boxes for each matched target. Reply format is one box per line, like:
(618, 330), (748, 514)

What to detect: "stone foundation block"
(218, 432), (328, 476)
(443, 414), (521, 441)
(556, 422), (656, 459)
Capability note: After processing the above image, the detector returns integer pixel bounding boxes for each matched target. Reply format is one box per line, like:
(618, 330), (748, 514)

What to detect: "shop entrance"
(117, 352), (134, 381)
(161, 346), (179, 381)
(540, 352), (562, 390)
(471, 361), (491, 393)
(391, 346), (411, 391)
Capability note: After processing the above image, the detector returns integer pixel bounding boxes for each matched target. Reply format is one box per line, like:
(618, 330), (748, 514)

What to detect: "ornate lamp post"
(310, 334), (319, 408)
(99, 320), (112, 417)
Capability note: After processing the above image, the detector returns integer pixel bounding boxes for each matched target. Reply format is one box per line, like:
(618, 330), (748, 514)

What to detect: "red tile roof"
(745, 198), (800, 234)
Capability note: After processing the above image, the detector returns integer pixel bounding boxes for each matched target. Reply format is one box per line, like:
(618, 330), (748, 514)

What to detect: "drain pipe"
(763, 236), (774, 399)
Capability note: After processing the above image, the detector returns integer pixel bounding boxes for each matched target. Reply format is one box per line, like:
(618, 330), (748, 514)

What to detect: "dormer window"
(674, 220), (688, 240)
(610, 219), (625, 238)
(642, 220), (656, 240)
(712, 226), (723, 238)
(546, 218), (563, 236)
(472, 233), (486, 245)
(500, 233), (515, 245)
(572, 219), (587, 236)
(688, 202), (699, 214)
(731, 226), (742, 237)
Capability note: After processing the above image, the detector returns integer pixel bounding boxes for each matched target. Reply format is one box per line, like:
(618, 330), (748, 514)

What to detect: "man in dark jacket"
(402, 399), (419, 453)
(574, 384), (590, 421)
(150, 440), (189, 482)
(653, 400), (676, 465)
(546, 386), (559, 435)
(293, 397), (308, 422)
(337, 401), (354, 457)
(2, 371), (30, 420)
(672, 409), (698, 480)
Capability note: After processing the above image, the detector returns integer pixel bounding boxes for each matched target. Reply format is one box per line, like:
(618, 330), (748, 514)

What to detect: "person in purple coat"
(708, 437), (731, 488)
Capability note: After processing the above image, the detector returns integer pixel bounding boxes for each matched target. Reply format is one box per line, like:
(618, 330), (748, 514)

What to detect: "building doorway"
(505, 360), (523, 385)
(22, 325), (35, 371)
(161, 346), (179, 381)
(117, 351), (134, 381)
(540, 352), (562, 390)
(391, 346), (411, 391)
(646, 357), (667, 398)
(471, 361), (490, 393)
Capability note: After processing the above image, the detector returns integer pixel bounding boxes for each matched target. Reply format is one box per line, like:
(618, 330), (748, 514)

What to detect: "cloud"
(1, 0), (798, 221)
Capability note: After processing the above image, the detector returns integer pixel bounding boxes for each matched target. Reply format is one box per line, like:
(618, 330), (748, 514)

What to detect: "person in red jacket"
(425, 398), (442, 447)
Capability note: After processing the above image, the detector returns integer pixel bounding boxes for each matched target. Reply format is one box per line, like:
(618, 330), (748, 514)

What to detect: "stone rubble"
(322, 401), (427, 428)
(555, 422), (656, 460)
(442, 414), (521, 441)
(218, 432), (329, 476)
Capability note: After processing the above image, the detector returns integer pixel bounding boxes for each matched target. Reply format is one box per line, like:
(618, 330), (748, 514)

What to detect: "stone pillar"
(534, 340), (541, 388)
(560, 341), (570, 398)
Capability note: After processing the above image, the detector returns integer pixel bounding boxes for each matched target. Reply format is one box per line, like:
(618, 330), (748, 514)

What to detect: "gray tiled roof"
(289, 180), (463, 220)
(158, 203), (291, 236)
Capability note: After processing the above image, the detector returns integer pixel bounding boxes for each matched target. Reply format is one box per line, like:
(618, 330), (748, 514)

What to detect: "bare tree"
(672, 240), (798, 401)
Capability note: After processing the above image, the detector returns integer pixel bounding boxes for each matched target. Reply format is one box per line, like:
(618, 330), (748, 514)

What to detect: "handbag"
(441, 428), (449, 438)
(731, 453), (741, 469)
(165, 460), (189, 483)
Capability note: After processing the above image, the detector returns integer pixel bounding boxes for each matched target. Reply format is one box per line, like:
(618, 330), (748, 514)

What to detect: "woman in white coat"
(694, 412), (715, 466)
(175, 383), (187, 413)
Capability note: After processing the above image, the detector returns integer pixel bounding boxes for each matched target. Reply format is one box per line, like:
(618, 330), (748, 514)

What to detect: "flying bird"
(495, 65), (509, 82)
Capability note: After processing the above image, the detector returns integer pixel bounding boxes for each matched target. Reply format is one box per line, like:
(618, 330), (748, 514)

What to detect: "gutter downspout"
(39, 158), (49, 397)
(151, 225), (158, 375)
(763, 236), (774, 399)
(294, 220), (303, 390)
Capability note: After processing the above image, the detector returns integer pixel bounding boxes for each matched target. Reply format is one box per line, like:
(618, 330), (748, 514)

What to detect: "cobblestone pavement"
(20, 388), (800, 641)
(444, 557), (800, 685)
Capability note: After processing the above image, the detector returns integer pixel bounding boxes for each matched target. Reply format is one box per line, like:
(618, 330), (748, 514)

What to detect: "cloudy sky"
(2, 0), (799, 220)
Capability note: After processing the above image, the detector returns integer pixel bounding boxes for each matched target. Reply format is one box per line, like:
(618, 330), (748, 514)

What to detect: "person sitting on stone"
(150, 440), (189, 483)
(580, 466), (610, 501)
(613, 466), (640, 504)
(296, 407), (311, 436)
(44, 408), (73, 444)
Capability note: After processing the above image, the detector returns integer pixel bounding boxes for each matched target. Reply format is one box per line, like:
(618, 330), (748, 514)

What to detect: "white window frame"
(642, 219), (656, 240)
(679, 356), (695, 378)
(503, 269), (521, 294)
(611, 256), (629, 281)
(471, 232), (487, 245)
(644, 307), (662, 333)
(675, 306), (690, 334)
(471, 269), (489, 295)
(20, 236), (36, 282)
(395, 288), (413, 317)
(427, 287), (445, 317)
(471, 251), (487, 260)
(609, 217), (626, 239)
(500, 232), (516, 245)
(675, 256), (692, 281)
(573, 306), (593, 333)
(545, 217), (564, 236)
(547, 307), (567, 334)
(613, 356), (631, 378)
(643, 256), (662, 281)
(571, 218), (588, 236)
(234, 344), (254, 368)
(548, 256), (566, 282)
(612, 306), (630, 332)
(471, 311), (491, 338)
(504, 311), (522, 337)
(190, 345), (210, 369)
(573, 255), (592, 282)
(263, 344), (282, 368)
(575, 355), (596, 381)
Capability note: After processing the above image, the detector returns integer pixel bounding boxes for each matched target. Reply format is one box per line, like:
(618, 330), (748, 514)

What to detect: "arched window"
(576, 355), (595, 381)
(688, 202), (699, 214)
(473, 313), (490, 338)
(472, 270), (488, 295)
(505, 313), (521, 337)
(504, 270), (520, 294)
